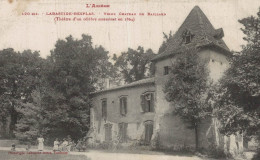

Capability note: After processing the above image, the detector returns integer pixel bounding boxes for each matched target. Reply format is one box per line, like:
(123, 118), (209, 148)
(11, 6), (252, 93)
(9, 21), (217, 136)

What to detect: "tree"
(0, 49), (43, 138)
(15, 90), (44, 144)
(41, 34), (112, 143)
(164, 49), (211, 150)
(212, 8), (260, 159)
(113, 46), (155, 83)
(158, 31), (174, 54)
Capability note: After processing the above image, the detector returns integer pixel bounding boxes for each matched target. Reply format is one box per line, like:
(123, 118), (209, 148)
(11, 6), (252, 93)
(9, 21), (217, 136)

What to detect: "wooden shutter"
(104, 101), (107, 118)
(105, 124), (112, 141)
(149, 124), (153, 142)
(140, 95), (145, 112)
(118, 123), (122, 142)
(105, 124), (108, 141)
(150, 93), (154, 112)
(120, 98), (122, 115)
(144, 95), (149, 112)
(102, 100), (107, 119)
(123, 123), (128, 142)
(144, 122), (153, 144)
(124, 97), (127, 115)
(145, 124), (149, 144)
(109, 124), (112, 141)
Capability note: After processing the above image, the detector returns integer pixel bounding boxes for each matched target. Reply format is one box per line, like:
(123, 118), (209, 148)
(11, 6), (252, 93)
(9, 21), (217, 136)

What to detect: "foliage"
(158, 31), (174, 54)
(15, 91), (44, 144)
(164, 49), (211, 149)
(1, 34), (113, 144)
(113, 46), (155, 83)
(212, 7), (260, 158)
(41, 34), (113, 143)
(0, 49), (43, 138)
(213, 7), (260, 137)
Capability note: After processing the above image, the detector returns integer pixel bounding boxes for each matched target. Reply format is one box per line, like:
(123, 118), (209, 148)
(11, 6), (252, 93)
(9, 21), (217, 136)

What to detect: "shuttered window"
(144, 121), (153, 145)
(120, 97), (127, 116)
(104, 123), (112, 141)
(102, 100), (107, 119)
(140, 93), (154, 112)
(118, 123), (128, 143)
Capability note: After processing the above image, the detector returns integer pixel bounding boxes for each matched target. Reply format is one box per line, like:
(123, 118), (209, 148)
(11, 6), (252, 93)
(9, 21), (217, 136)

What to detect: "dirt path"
(0, 147), (203, 160)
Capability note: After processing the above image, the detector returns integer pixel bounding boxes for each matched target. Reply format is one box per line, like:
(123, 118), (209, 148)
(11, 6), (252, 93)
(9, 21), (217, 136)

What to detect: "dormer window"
(185, 35), (192, 44)
(182, 29), (193, 44)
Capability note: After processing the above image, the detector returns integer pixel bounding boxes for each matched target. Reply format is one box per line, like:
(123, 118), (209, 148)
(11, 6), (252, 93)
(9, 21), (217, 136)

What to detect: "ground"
(0, 146), (203, 160)
(0, 146), (255, 160)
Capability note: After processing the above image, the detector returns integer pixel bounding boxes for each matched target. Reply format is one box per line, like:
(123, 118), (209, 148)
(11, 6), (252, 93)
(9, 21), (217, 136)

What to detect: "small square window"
(212, 59), (215, 62)
(164, 66), (169, 75)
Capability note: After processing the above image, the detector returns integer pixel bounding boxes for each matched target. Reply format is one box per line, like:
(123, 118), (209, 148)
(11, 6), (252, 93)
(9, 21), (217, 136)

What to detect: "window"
(118, 123), (128, 143)
(102, 99), (107, 119)
(185, 35), (192, 44)
(182, 29), (193, 44)
(144, 121), (153, 145)
(164, 66), (169, 75)
(104, 123), (112, 141)
(119, 96), (127, 116)
(140, 92), (154, 113)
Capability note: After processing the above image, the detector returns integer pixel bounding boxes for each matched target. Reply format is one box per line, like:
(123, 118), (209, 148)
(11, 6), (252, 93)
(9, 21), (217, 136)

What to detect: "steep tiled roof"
(152, 6), (231, 62)
(90, 77), (155, 95)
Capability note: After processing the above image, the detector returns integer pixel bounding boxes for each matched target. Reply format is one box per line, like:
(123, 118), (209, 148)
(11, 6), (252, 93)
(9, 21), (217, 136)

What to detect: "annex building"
(89, 6), (243, 155)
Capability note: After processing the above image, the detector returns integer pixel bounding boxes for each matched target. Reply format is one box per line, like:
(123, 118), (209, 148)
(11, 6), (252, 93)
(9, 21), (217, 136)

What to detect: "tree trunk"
(195, 124), (199, 150)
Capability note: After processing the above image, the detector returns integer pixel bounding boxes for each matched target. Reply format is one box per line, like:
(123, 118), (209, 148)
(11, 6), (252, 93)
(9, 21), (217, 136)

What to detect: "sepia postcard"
(0, 0), (259, 160)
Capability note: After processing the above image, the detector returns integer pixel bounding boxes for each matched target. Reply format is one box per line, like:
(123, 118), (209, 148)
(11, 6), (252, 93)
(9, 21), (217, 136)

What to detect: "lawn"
(0, 150), (90, 160)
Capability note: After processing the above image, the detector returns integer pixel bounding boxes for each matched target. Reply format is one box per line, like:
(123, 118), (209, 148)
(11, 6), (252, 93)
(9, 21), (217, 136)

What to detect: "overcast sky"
(0, 0), (260, 58)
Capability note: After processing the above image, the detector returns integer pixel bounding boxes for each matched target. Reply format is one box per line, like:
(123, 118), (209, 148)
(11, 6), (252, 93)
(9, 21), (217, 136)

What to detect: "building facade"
(89, 6), (243, 155)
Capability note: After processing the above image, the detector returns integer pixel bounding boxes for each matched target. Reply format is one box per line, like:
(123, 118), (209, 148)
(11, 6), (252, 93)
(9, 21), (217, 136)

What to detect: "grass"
(0, 150), (90, 160)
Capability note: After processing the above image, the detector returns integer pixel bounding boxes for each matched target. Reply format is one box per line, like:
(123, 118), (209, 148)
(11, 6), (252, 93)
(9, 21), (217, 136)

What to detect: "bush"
(252, 148), (260, 160)
(206, 144), (232, 159)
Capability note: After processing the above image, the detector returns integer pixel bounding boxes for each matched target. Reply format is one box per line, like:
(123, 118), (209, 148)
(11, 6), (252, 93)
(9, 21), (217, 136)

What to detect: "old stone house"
(89, 6), (243, 155)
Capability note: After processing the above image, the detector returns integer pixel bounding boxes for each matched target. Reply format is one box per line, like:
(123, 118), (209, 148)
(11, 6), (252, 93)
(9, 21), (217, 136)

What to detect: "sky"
(0, 0), (260, 58)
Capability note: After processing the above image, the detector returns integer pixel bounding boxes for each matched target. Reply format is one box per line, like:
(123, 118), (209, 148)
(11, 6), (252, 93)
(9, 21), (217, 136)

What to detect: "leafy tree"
(0, 49), (43, 138)
(212, 8), (260, 159)
(15, 90), (44, 144)
(158, 31), (174, 54)
(113, 46), (155, 83)
(41, 34), (112, 143)
(164, 49), (211, 150)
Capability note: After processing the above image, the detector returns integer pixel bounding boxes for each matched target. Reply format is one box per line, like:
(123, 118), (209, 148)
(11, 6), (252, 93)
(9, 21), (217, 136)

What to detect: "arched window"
(104, 123), (112, 142)
(118, 122), (128, 143)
